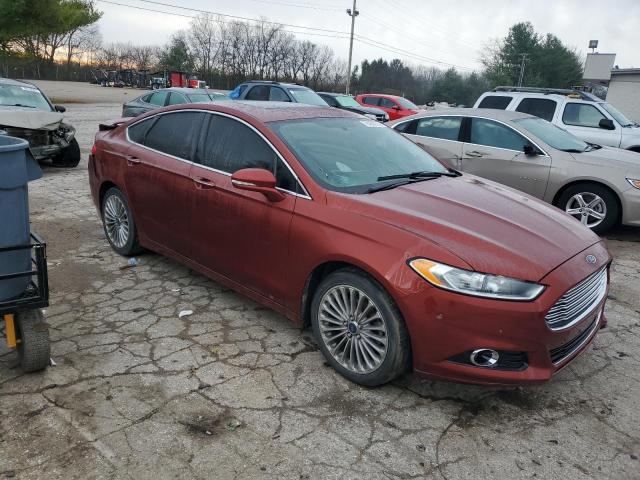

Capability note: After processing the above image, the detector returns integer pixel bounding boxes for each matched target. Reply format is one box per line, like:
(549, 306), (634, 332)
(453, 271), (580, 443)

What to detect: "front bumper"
(621, 185), (640, 226)
(397, 241), (611, 386)
(0, 123), (76, 161)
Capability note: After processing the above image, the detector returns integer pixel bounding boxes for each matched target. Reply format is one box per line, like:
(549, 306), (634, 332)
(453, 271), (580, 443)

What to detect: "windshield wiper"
(368, 177), (437, 193)
(377, 170), (460, 181)
(9, 103), (36, 108)
(561, 148), (586, 153)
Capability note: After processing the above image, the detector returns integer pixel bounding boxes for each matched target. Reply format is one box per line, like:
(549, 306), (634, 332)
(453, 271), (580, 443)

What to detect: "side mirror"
(231, 168), (285, 202)
(599, 118), (615, 130)
(523, 144), (538, 156)
(391, 105), (400, 110)
(54, 105), (66, 113)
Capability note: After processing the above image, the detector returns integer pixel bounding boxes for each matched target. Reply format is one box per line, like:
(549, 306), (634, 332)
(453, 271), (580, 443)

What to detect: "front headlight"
(626, 178), (640, 189)
(408, 258), (545, 301)
(364, 113), (377, 120)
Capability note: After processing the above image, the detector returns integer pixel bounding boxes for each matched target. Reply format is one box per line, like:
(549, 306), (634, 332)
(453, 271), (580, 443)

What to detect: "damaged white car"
(0, 78), (80, 167)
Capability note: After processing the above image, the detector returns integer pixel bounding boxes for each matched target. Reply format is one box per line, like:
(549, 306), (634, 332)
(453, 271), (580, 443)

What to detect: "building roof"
(610, 68), (640, 75)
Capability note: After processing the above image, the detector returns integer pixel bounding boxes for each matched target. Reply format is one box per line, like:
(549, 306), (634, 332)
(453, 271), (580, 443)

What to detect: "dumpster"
(0, 135), (42, 301)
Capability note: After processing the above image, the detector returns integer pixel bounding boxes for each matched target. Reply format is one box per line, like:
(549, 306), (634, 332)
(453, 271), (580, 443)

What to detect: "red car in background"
(355, 93), (420, 120)
(89, 102), (610, 386)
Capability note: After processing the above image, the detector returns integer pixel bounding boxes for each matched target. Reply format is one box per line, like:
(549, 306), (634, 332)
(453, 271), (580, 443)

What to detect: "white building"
(606, 69), (640, 123)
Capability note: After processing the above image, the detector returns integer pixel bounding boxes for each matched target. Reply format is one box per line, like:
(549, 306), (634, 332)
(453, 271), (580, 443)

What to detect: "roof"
(317, 92), (350, 97)
(167, 100), (359, 123)
(356, 93), (405, 100)
(241, 80), (309, 88)
(388, 108), (535, 124)
(610, 68), (640, 75)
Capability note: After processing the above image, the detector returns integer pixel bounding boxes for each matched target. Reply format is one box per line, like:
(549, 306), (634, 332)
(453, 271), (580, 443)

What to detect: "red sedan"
(88, 102), (611, 386)
(354, 93), (419, 120)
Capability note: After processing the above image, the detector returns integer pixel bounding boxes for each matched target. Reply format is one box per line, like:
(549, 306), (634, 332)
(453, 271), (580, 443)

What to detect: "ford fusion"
(88, 102), (611, 386)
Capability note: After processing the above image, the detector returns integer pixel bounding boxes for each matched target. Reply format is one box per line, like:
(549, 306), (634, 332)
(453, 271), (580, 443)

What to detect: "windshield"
(288, 88), (328, 106)
(334, 95), (361, 107)
(396, 97), (418, 110)
(515, 117), (589, 152)
(269, 117), (447, 193)
(0, 84), (52, 111)
(599, 102), (634, 127)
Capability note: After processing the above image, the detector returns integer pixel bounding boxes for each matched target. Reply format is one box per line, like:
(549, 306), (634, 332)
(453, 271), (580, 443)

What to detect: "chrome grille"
(545, 267), (607, 330)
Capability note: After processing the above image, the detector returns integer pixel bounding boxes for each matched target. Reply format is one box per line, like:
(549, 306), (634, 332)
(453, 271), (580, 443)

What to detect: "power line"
(96, 0), (474, 70)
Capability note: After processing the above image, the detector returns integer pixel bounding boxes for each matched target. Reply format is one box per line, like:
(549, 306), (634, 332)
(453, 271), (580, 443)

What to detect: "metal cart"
(1, 233), (50, 371)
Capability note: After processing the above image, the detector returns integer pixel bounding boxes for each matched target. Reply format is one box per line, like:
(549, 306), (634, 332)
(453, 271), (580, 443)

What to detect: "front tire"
(557, 183), (619, 234)
(101, 187), (142, 256)
(310, 268), (410, 386)
(52, 138), (81, 168)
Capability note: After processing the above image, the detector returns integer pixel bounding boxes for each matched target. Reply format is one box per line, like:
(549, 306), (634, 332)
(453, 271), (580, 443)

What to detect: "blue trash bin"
(0, 135), (43, 301)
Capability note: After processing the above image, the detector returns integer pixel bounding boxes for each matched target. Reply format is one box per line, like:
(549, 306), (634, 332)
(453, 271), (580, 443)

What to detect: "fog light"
(470, 349), (499, 367)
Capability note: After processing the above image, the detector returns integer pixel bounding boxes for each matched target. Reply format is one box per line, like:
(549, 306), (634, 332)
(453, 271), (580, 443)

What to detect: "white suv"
(474, 87), (640, 152)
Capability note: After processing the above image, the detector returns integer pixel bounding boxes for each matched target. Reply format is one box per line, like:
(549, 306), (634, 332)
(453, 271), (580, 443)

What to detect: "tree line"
(0, 0), (584, 106)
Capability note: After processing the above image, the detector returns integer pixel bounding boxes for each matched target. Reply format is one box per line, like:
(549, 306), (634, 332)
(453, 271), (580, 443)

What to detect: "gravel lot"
(1, 82), (639, 480)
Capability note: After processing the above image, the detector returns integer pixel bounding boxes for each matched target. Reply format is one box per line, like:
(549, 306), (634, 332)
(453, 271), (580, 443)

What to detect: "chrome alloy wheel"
(565, 192), (607, 228)
(318, 285), (388, 374)
(103, 195), (130, 248)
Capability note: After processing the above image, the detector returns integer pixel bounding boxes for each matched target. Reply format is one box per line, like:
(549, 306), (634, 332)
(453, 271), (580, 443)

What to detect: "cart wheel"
(16, 310), (50, 373)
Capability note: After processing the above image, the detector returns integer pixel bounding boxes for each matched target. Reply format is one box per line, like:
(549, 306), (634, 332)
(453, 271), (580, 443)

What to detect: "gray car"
(389, 108), (640, 234)
(122, 87), (227, 117)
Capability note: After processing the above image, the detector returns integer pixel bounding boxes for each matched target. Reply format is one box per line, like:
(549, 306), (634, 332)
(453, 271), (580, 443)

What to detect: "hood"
(0, 108), (63, 130)
(621, 124), (640, 138)
(330, 175), (600, 282)
(570, 146), (640, 174)
(342, 105), (386, 116)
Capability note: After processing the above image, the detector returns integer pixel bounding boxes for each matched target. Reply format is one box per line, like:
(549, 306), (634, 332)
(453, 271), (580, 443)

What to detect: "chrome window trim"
(394, 114), (550, 157)
(125, 108), (312, 200)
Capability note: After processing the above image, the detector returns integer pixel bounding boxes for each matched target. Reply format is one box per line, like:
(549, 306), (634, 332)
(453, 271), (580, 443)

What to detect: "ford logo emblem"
(585, 255), (597, 264)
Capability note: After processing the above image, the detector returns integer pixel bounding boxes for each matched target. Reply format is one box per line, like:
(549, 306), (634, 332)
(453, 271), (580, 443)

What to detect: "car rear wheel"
(102, 187), (142, 256)
(310, 268), (410, 386)
(557, 183), (619, 234)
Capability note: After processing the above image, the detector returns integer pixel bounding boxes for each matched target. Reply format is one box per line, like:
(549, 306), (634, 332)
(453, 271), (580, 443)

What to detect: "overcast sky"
(95, 0), (640, 72)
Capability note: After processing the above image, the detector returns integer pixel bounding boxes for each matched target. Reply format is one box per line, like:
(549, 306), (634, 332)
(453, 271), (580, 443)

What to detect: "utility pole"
(517, 53), (529, 87)
(345, 0), (359, 94)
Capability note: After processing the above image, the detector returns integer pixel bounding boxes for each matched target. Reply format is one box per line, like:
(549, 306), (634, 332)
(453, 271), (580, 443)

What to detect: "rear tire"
(557, 183), (619, 235)
(101, 187), (143, 256)
(16, 310), (50, 373)
(310, 268), (411, 386)
(52, 138), (81, 168)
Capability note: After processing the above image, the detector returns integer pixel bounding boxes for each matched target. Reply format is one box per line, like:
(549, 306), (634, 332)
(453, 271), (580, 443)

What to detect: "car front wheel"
(311, 268), (410, 386)
(557, 183), (619, 234)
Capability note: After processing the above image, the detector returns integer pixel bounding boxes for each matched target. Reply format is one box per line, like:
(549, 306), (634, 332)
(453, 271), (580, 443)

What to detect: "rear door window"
(477, 95), (513, 109)
(416, 116), (462, 141)
(515, 98), (557, 122)
(362, 97), (379, 106)
(128, 117), (155, 144)
(148, 91), (168, 106)
(245, 85), (270, 101)
(168, 92), (187, 105)
(393, 120), (417, 134)
(562, 103), (607, 128)
(470, 118), (528, 151)
(142, 111), (202, 160)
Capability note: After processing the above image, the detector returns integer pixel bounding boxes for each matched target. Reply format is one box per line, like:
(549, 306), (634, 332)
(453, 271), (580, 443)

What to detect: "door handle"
(125, 155), (140, 165)
(193, 177), (215, 189)
(465, 150), (485, 157)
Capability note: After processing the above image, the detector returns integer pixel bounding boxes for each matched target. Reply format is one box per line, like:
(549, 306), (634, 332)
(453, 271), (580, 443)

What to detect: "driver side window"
(195, 115), (298, 192)
(470, 118), (528, 151)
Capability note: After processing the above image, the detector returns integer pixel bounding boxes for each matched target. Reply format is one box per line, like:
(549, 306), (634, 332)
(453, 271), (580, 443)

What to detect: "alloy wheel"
(318, 285), (388, 374)
(565, 192), (607, 228)
(103, 195), (130, 248)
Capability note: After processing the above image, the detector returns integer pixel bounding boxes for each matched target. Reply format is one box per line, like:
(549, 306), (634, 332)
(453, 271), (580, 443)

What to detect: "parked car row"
(88, 97), (618, 387)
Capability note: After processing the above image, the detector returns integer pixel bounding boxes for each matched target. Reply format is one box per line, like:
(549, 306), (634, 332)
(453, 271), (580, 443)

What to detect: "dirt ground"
(1, 81), (639, 479)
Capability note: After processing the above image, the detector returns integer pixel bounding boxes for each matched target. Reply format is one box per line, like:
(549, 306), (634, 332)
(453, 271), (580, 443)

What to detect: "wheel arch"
(98, 180), (120, 211)
(299, 259), (400, 329)
(552, 179), (623, 222)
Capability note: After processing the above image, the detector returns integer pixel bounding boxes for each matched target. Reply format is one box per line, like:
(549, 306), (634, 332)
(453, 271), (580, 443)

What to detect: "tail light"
(91, 143), (97, 156)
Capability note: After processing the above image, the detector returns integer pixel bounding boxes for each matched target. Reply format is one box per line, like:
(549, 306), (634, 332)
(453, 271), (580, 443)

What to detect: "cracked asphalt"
(1, 85), (640, 479)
